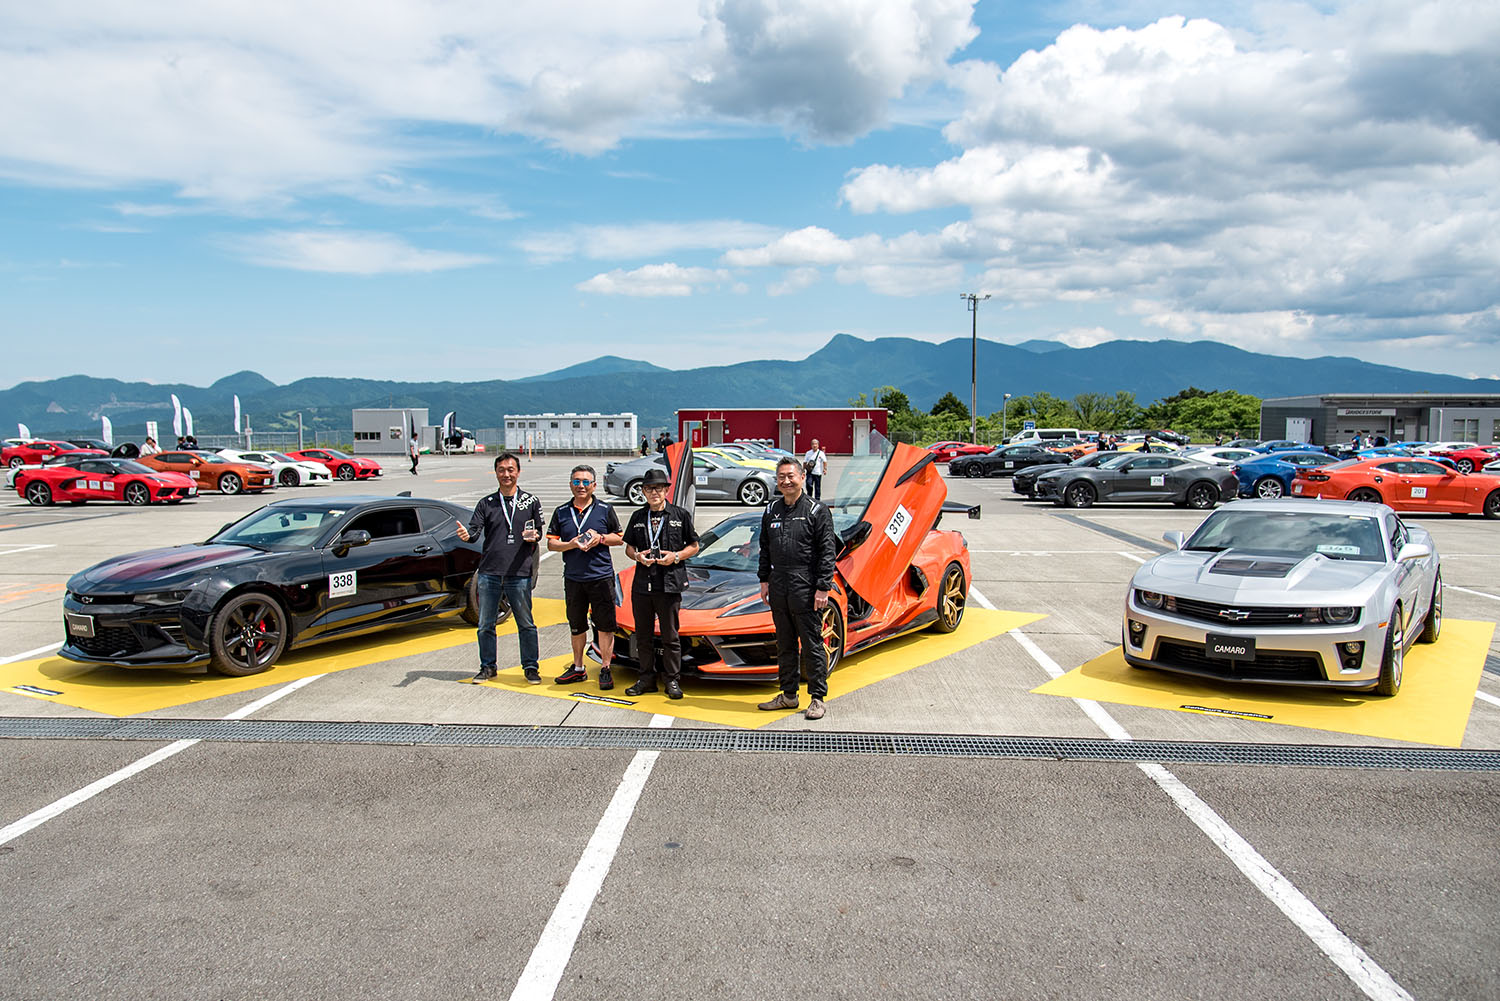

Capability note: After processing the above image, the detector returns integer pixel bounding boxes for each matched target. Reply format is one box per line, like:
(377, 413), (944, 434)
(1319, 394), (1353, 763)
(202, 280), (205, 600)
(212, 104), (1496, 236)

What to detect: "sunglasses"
(571, 478), (594, 486)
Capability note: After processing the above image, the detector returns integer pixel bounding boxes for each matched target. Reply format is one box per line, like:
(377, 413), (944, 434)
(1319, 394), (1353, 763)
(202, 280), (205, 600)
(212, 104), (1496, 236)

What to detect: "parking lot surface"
(3, 453), (1498, 1000)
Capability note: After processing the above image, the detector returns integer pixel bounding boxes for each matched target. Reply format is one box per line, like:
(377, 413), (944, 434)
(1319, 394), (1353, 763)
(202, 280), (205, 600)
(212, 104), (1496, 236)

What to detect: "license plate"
(1205, 634), (1254, 662)
(1003, 461), (1013, 469)
(1293, 483), (1304, 494)
(66, 612), (96, 638)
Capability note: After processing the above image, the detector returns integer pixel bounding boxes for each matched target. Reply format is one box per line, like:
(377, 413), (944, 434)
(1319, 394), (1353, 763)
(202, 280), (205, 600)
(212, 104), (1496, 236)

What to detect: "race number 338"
(885, 504), (913, 545)
(328, 570), (358, 597)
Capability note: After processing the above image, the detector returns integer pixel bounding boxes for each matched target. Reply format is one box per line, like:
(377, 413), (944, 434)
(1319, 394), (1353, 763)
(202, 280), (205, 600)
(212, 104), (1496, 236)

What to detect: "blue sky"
(3, 0), (1498, 387)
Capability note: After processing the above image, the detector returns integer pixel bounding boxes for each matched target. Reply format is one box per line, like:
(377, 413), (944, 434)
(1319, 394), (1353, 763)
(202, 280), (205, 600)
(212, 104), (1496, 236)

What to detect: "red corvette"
(3, 439), (108, 468)
(1291, 456), (1500, 517)
(925, 441), (991, 462)
(286, 448), (383, 481)
(606, 441), (977, 680)
(15, 457), (197, 506)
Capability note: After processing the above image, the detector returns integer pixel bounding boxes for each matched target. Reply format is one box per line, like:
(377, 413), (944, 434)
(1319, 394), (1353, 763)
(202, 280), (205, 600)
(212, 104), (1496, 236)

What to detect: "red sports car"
(286, 448), (384, 480)
(3, 439), (108, 468)
(606, 441), (977, 680)
(14, 457), (197, 506)
(1425, 445), (1500, 475)
(1291, 456), (1500, 517)
(136, 451), (274, 495)
(925, 441), (991, 462)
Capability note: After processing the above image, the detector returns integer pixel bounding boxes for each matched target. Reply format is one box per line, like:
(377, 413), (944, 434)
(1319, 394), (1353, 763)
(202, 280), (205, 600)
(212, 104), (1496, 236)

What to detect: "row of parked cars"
(2, 438), (384, 506)
(603, 440), (794, 505)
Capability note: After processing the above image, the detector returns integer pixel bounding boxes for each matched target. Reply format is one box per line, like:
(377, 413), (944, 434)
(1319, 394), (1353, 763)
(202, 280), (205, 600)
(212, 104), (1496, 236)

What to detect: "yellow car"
(696, 446), (780, 471)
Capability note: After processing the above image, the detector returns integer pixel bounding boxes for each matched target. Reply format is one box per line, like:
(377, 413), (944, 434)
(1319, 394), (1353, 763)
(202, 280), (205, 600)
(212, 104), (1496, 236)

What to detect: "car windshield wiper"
(1184, 545), (1227, 552)
(217, 539), (270, 551)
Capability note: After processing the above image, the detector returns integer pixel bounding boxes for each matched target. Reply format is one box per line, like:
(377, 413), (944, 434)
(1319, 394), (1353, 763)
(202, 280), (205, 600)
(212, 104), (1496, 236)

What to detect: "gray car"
(1123, 499), (1441, 695)
(604, 453), (775, 506)
(1036, 453), (1238, 509)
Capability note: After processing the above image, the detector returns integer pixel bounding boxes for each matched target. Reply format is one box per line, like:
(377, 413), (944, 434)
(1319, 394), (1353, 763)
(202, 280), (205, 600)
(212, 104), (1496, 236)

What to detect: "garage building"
(352, 407), (430, 456)
(676, 408), (889, 455)
(1259, 393), (1500, 446)
(504, 413), (638, 453)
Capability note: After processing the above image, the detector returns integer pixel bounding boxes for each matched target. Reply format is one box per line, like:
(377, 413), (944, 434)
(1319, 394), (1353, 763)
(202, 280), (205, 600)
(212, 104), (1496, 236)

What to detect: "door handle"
(414, 545), (433, 554)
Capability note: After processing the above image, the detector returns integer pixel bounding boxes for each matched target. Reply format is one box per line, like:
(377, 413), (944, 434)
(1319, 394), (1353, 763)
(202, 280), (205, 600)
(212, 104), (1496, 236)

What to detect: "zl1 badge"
(328, 570), (358, 597)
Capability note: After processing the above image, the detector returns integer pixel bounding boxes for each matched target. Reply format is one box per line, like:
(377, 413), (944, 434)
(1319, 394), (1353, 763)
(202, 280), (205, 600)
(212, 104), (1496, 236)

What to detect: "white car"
(217, 448), (332, 487)
(1179, 447), (1259, 466)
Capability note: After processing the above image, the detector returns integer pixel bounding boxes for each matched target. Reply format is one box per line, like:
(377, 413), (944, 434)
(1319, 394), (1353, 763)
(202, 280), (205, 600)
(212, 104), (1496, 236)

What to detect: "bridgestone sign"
(1336, 408), (1396, 417)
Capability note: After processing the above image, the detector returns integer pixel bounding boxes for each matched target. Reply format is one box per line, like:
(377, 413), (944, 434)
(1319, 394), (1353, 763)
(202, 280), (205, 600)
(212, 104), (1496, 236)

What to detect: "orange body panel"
(138, 452), (275, 493)
(1291, 458), (1500, 514)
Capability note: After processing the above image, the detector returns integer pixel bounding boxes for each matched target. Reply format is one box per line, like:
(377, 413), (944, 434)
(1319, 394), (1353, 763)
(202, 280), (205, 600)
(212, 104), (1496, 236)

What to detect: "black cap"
(641, 467), (670, 487)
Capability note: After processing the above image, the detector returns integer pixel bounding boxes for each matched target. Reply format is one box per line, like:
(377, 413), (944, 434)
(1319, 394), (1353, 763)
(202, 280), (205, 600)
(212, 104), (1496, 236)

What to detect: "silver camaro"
(1122, 499), (1442, 696)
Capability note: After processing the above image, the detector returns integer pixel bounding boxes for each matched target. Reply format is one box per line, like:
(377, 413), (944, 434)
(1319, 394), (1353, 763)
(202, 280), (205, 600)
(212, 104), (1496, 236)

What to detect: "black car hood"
(678, 565), (761, 611)
(72, 543), (272, 591)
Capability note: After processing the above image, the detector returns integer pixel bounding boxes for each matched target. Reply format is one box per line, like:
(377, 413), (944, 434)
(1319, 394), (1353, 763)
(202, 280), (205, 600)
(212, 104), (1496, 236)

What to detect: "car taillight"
(1304, 472), (1331, 481)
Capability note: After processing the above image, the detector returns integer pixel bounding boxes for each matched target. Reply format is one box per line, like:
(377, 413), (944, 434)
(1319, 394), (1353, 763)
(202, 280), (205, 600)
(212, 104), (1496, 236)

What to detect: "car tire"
(1348, 487), (1382, 504)
(208, 592), (289, 677)
(218, 472), (243, 495)
(738, 480), (768, 506)
(1457, 459), (1474, 474)
(626, 479), (646, 505)
(1374, 612), (1403, 697)
(1063, 482), (1095, 508)
(337, 464), (356, 480)
(279, 468), (300, 487)
(1186, 482), (1218, 509)
(24, 481), (52, 506)
(804, 601), (844, 678)
(930, 562), (966, 633)
(7, 457), (23, 468)
(1484, 490), (1500, 519)
(1419, 573), (1442, 644)
(964, 463), (983, 478)
(461, 574), (481, 626)
(123, 482), (150, 506)
(1253, 476), (1284, 499)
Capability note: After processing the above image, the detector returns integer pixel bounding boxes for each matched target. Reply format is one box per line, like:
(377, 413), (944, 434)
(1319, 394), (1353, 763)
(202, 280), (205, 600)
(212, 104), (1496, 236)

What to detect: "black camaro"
(1011, 450), (1126, 497)
(60, 495), (497, 676)
(948, 443), (1068, 478)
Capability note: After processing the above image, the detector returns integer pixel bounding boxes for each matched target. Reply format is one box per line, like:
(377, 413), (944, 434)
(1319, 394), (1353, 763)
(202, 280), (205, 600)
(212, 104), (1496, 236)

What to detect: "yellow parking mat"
(1032, 619), (1495, 747)
(474, 607), (1045, 728)
(1, 599), (570, 716)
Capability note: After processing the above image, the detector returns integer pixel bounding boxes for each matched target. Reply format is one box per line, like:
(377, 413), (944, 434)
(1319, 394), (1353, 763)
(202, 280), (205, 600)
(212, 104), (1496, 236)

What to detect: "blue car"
(1231, 450), (1341, 498)
(1252, 440), (1317, 453)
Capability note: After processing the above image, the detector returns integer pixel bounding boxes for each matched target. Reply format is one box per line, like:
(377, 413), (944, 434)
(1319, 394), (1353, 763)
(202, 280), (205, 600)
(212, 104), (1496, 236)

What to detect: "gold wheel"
(932, 563), (966, 633)
(819, 602), (844, 673)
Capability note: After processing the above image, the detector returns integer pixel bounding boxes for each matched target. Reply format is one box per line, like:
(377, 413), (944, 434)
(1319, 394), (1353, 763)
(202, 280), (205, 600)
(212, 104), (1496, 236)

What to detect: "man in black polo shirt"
(621, 467), (699, 699)
(547, 464), (623, 689)
(456, 452), (545, 684)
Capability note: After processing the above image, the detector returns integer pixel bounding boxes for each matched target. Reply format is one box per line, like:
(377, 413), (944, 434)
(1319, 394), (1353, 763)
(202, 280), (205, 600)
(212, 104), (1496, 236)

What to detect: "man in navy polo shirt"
(547, 464), (623, 689)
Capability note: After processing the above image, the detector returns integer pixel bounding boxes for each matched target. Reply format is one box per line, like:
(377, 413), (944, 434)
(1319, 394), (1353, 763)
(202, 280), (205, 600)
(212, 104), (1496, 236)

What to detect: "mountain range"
(5, 333), (1498, 437)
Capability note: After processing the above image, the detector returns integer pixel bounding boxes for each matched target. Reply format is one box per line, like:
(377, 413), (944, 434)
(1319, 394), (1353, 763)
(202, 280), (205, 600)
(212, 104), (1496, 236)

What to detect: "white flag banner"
(171, 394), (183, 438)
(18, 423), (31, 439)
(101, 416), (114, 446)
(233, 395), (242, 434)
(183, 408), (195, 437)
(443, 411), (456, 439)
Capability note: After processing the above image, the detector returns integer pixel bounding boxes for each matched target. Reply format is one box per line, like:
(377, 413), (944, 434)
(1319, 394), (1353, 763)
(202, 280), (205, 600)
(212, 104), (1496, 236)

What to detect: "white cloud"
(576, 262), (733, 296)
(520, 220), (782, 264)
(227, 230), (492, 275)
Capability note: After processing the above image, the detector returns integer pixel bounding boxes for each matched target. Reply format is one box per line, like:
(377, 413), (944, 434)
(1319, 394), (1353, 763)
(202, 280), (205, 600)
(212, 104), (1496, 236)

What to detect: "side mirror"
(1397, 541), (1432, 561)
(334, 529), (372, 556)
(1163, 530), (1186, 550)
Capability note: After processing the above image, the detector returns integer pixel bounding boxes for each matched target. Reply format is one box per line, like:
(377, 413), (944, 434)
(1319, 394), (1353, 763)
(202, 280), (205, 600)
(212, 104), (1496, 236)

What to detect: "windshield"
(53, 442), (81, 452)
(1098, 454), (1136, 469)
(269, 452), (297, 463)
(114, 460), (154, 474)
(321, 449), (352, 460)
(821, 428), (895, 515)
(689, 510), (862, 572)
(211, 505), (347, 550)
(1186, 510), (1385, 562)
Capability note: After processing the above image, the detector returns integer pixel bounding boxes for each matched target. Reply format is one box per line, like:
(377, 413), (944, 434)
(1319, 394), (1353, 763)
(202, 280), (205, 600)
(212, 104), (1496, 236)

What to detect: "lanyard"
(498, 492), (518, 536)
(570, 501), (594, 538)
(647, 508), (666, 549)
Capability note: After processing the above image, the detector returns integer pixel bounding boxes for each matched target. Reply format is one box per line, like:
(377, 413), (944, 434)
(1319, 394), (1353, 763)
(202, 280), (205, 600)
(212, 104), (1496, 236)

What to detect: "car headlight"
(1320, 606), (1360, 625)
(724, 597), (770, 617)
(1136, 589), (1165, 609)
(133, 590), (188, 606)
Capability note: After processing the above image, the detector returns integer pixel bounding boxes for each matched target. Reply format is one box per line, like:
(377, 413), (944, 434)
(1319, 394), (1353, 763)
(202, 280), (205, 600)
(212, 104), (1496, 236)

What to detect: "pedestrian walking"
(408, 433), (419, 475)
(802, 438), (827, 500)
(456, 453), (544, 684)
(756, 457), (838, 720)
(640, 435), (649, 456)
(547, 464), (623, 689)
(621, 467), (699, 699)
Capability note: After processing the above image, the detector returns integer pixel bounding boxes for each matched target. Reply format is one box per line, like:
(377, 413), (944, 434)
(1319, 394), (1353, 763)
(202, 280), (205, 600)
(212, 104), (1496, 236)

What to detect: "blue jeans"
(476, 573), (538, 671)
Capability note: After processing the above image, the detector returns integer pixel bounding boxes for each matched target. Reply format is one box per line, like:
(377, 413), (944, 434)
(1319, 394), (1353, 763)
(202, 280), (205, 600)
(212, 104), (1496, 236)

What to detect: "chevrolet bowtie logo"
(1218, 608), (1250, 621)
(78, 595), (93, 604)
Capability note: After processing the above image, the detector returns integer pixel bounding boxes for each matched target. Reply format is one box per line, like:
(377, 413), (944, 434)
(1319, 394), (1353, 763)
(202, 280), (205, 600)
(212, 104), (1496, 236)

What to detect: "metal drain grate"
(1, 716), (1497, 771)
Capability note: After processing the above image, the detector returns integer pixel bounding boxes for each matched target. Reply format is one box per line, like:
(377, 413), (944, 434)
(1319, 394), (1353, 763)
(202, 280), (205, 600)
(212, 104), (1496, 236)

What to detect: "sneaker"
(804, 698), (826, 720)
(625, 679), (657, 696)
(556, 667), (588, 684)
(665, 680), (683, 700)
(470, 666), (497, 683)
(757, 691), (799, 711)
(524, 668), (542, 685)
(598, 668), (614, 691)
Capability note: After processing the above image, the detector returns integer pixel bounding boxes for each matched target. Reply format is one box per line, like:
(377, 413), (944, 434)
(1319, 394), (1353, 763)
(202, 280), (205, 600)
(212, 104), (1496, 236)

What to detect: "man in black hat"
(621, 466), (699, 699)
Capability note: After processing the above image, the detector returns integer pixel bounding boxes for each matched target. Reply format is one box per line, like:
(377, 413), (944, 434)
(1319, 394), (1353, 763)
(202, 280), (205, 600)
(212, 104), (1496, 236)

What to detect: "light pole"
(960, 292), (990, 443)
(1001, 393), (1012, 444)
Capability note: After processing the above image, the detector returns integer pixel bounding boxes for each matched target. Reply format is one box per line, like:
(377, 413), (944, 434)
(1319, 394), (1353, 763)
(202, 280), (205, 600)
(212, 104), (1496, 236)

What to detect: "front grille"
(71, 625), (144, 657)
(1168, 596), (1314, 627)
(1157, 639), (1322, 682)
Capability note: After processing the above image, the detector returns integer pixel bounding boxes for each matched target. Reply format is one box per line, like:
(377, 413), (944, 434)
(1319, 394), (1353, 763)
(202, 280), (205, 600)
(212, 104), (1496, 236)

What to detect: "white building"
(352, 407), (431, 455)
(504, 413), (638, 453)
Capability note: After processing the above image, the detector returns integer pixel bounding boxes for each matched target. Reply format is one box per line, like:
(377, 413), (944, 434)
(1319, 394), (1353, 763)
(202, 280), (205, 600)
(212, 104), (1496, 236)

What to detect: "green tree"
(930, 391), (971, 421)
(876, 386), (911, 415)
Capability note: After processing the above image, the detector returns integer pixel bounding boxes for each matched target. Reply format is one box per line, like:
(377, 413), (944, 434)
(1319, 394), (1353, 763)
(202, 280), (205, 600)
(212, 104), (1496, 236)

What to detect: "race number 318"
(884, 504), (912, 545)
(328, 570), (358, 598)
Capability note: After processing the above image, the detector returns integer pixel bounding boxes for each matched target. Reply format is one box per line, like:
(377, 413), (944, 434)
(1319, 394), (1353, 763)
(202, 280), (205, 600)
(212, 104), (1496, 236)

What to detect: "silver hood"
(1135, 549), (1386, 605)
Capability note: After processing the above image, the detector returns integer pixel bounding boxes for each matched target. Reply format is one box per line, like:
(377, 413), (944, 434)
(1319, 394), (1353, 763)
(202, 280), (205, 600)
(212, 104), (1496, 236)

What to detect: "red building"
(676, 408), (889, 456)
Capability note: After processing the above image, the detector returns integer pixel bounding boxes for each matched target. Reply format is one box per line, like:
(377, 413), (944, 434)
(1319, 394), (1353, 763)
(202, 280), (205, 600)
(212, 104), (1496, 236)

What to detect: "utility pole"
(960, 292), (991, 443)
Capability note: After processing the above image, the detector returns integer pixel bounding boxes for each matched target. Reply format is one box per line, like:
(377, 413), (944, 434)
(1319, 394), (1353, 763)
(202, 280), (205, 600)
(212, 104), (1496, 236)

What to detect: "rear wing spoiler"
(940, 500), (981, 520)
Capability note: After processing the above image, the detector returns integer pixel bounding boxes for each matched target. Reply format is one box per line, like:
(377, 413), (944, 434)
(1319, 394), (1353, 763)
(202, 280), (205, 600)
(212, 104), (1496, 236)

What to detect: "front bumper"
(59, 595), (210, 667)
(605, 624), (779, 678)
(1120, 591), (1385, 689)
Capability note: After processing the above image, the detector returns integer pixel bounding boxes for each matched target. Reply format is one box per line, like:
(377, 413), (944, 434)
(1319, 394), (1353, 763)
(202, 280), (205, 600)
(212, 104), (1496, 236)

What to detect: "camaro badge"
(1217, 608), (1251, 621)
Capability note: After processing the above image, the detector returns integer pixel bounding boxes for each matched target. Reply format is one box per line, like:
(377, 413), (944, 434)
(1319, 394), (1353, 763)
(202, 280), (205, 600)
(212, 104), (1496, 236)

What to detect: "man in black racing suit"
(757, 456), (839, 720)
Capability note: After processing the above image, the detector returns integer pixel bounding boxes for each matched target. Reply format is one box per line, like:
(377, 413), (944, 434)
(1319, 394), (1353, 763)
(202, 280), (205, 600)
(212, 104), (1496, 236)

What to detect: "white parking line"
(1476, 691), (1500, 709)
(0, 544), (56, 557)
(1117, 551), (1147, 564)
(0, 674), (324, 847)
(509, 713), (673, 1001)
(0, 641), (62, 665)
(1446, 584), (1500, 602)
(970, 584), (1414, 1001)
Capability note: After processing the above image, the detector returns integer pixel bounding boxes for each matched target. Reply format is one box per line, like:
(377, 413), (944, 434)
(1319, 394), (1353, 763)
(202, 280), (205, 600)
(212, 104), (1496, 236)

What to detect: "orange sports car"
(606, 441), (978, 679)
(137, 450), (275, 495)
(1291, 456), (1500, 517)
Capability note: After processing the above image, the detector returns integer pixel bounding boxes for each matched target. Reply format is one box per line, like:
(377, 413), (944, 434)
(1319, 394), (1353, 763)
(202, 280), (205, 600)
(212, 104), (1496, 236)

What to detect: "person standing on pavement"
(621, 467), (699, 700)
(456, 453), (544, 684)
(802, 438), (828, 500)
(547, 464), (623, 690)
(408, 432), (419, 476)
(757, 457), (838, 720)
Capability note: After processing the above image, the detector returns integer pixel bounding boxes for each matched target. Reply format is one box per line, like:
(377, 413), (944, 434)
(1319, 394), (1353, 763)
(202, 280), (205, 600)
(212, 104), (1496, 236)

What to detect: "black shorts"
(564, 576), (617, 635)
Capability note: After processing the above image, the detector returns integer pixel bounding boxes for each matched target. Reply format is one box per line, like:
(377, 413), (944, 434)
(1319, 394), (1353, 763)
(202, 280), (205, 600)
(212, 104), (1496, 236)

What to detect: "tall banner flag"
(101, 416), (114, 446)
(171, 394), (183, 438)
(442, 411), (456, 445)
(18, 423), (31, 439)
(183, 408), (195, 437)
(664, 440), (696, 514)
(407, 410), (419, 449)
(233, 395), (242, 434)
